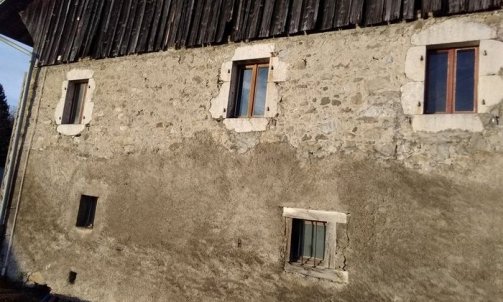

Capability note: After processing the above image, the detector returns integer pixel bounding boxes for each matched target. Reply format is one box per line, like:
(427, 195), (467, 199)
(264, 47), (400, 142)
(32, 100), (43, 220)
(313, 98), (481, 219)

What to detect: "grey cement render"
(3, 11), (503, 302)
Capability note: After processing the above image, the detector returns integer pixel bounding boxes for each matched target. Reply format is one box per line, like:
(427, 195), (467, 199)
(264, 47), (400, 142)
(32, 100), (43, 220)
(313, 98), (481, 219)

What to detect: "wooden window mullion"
(247, 64), (258, 117)
(446, 49), (456, 113)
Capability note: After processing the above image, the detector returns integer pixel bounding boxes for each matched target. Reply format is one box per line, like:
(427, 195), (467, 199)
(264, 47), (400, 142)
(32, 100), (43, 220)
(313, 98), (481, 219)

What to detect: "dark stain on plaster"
(12, 132), (503, 301)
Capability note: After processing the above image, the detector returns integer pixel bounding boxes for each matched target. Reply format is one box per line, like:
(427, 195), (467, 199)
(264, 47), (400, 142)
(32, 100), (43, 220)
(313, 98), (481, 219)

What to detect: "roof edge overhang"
(0, 0), (34, 46)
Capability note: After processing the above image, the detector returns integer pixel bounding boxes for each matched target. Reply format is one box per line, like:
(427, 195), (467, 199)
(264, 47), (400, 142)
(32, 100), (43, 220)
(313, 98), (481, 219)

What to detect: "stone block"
(223, 118), (268, 132)
(405, 46), (426, 82)
(411, 20), (496, 46)
(411, 114), (484, 132)
(478, 75), (503, 113)
(400, 82), (424, 115)
(479, 40), (503, 76)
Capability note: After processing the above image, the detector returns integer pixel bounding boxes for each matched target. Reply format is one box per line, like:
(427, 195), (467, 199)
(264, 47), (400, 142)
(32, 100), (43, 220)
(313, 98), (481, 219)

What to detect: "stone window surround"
(55, 69), (96, 136)
(210, 43), (287, 133)
(283, 207), (348, 283)
(401, 19), (503, 132)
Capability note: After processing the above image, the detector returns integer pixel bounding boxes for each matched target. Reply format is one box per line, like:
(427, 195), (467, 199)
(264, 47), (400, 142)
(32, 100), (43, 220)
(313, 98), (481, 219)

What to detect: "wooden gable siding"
(18, 0), (503, 66)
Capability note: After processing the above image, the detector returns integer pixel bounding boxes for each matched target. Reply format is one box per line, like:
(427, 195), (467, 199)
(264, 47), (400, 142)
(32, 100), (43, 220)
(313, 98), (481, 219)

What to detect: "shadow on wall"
(0, 66), (90, 302)
(0, 253), (90, 302)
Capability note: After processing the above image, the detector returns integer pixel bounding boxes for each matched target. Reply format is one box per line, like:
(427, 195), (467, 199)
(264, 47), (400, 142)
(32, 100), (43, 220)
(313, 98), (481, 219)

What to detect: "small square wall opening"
(68, 271), (77, 284)
(76, 195), (97, 228)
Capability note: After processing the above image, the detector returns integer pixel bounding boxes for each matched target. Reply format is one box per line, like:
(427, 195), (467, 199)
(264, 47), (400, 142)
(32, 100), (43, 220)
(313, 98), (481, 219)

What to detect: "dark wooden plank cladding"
(382, 0), (401, 22)
(111, 0), (133, 57)
(61, 0), (88, 62)
(161, 0), (179, 49)
(128, 0), (147, 54)
(155, 0), (172, 50)
(20, 0), (44, 51)
(38, 0), (61, 64)
(232, 0), (249, 41)
(188, 0), (206, 46)
(246, 0), (264, 39)
(349, 0), (365, 24)
(175, 0), (195, 47)
(422, 0), (443, 15)
(204, 0), (223, 43)
(320, 0), (336, 30)
(259, 0), (276, 37)
(119, 0), (139, 55)
(92, 0), (114, 58)
(333, 0), (352, 27)
(46, 0), (72, 65)
(70, 0), (94, 61)
(448, 0), (468, 13)
(81, 0), (106, 58)
(301, 0), (320, 31)
(147, 0), (165, 52)
(200, 0), (220, 44)
(468, 0), (491, 10)
(216, 0), (235, 43)
(198, 0), (214, 44)
(365, 0), (385, 25)
(165, 0), (184, 48)
(288, 0), (304, 34)
(270, 0), (289, 35)
(102, 0), (124, 58)
(238, 0), (254, 40)
(17, 0), (503, 66)
(402, 0), (415, 19)
(136, 0), (157, 53)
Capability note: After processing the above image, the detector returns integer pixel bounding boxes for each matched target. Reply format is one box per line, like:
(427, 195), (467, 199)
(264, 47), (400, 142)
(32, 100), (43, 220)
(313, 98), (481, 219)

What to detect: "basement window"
(283, 207), (348, 283)
(425, 47), (478, 114)
(228, 61), (269, 118)
(76, 195), (97, 228)
(62, 80), (88, 124)
(290, 219), (326, 267)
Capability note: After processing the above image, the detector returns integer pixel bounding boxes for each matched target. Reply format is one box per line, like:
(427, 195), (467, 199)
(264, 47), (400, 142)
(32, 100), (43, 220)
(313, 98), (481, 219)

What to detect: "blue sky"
(0, 35), (32, 109)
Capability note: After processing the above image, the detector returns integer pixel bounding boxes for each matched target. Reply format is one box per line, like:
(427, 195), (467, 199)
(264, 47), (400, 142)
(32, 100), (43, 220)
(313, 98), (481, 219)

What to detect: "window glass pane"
(290, 219), (303, 262)
(252, 66), (269, 117)
(236, 68), (252, 117)
(70, 82), (87, 124)
(455, 49), (475, 112)
(314, 223), (325, 260)
(425, 51), (448, 114)
(302, 222), (313, 258)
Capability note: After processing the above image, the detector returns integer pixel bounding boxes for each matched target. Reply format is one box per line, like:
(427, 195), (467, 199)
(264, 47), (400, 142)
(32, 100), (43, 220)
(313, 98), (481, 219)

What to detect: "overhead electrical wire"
(0, 34), (31, 56)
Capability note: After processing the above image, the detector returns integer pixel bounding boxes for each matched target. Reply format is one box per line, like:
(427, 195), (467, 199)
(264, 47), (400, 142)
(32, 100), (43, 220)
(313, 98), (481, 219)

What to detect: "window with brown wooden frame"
(229, 61), (269, 118)
(289, 219), (327, 267)
(62, 80), (88, 124)
(424, 47), (478, 114)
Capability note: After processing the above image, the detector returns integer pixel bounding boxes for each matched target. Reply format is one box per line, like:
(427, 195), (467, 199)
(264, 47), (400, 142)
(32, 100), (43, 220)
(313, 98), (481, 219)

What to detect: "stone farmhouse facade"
(0, 0), (502, 301)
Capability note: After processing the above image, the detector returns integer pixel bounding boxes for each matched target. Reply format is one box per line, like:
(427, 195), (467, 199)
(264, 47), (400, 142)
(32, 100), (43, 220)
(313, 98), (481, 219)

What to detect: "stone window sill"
(284, 262), (348, 283)
(57, 124), (86, 136)
(222, 117), (269, 133)
(411, 114), (484, 132)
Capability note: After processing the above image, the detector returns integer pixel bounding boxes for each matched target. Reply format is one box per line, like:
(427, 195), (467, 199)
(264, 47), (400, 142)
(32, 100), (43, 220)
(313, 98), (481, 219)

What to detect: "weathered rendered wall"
(4, 11), (503, 302)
